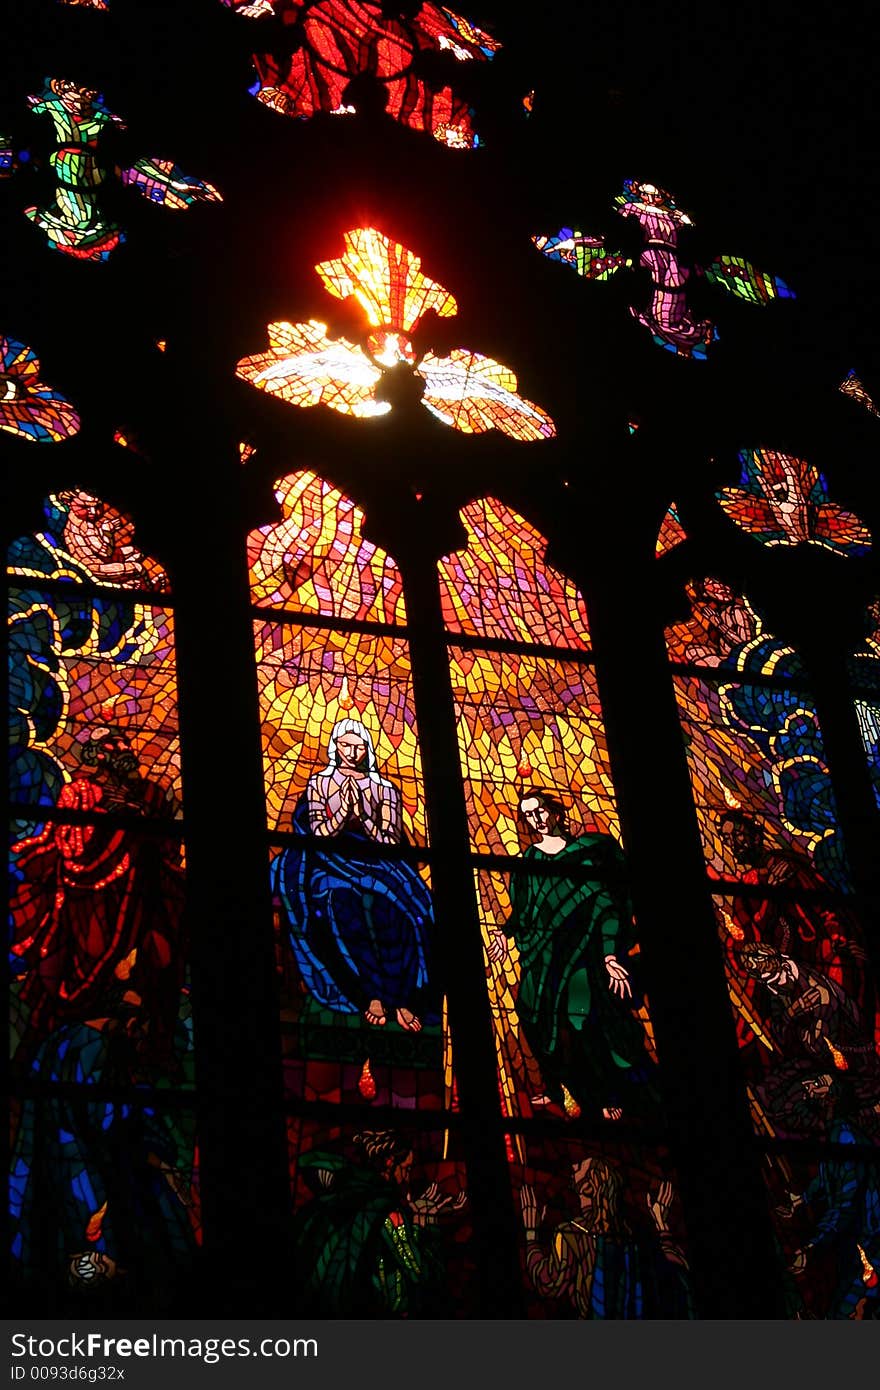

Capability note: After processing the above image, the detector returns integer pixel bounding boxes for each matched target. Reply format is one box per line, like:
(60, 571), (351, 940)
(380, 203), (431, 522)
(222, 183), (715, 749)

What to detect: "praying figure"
(274, 718), (437, 1031)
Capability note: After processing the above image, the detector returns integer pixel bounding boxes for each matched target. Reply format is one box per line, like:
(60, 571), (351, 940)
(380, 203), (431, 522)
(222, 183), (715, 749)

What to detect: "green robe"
(292, 1153), (447, 1317)
(507, 835), (654, 1111)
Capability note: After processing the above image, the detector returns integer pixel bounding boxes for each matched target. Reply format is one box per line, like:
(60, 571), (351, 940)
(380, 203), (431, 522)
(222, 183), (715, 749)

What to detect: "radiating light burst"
(236, 228), (555, 441)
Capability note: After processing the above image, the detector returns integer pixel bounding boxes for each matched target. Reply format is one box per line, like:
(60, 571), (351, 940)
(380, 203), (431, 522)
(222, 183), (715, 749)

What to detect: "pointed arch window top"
(248, 470), (406, 623)
(439, 498), (591, 648)
(1, 337), (81, 444)
(716, 449), (871, 556)
(236, 229), (556, 441)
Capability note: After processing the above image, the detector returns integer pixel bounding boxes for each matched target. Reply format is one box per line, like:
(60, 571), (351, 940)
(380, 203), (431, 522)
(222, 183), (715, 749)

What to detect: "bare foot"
(602, 1106), (623, 1121)
(530, 1094), (553, 1107)
(365, 1000), (386, 1026)
(395, 1007), (422, 1032)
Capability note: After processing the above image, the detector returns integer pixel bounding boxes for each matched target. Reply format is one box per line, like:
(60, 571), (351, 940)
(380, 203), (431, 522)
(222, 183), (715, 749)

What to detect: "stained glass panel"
(655, 502), (687, 557)
(288, 1119), (474, 1315)
(273, 850), (445, 1107)
(672, 673), (851, 893)
(763, 1147), (880, 1318)
(716, 450), (871, 555)
(222, 1), (499, 148)
(11, 1095), (200, 1301)
(10, 587), (179, 813)
(839, 370), (879, 419)
(713, 892), (879, 1144)
(476, 867), (660, 1124)
(533, 180), (792, 360)
(1, 337), (81, 444)
(512, 1137), (693, 1318)
(450, 648), (615, 856)
(848, 597), (880, 810)
(9, 494), (193, 1305)
(235, 231), (555, 440)
(254, 621), (424, 842)
(439, 498), (590, 647)
(20, 79), (220, 261)
(247, 471), (406, 621)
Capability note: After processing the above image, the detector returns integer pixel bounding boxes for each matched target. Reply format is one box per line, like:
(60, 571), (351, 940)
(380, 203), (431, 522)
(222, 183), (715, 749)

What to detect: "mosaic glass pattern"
(0, 337), (80, 444)
(514, 1138), (693, 1318)
(714, 892), (879, 1142)
(534, 179), (793, 360)
(439, 498), (590, 646)
(235, 229), (555, 441)
(716, 449), (871, 555)
(764, 1146), (880, 1318)
(450, 650), (615, 857)
(273, 849), (443, 1107)
(288, 1119), (473, 1316)
(839, 370), (880, 419)
(672, 672), (851, 893)
(252, 472), (446, 1116)
(8, 489), (175, 817)
(665, 576), (799, 672)
(441, 504), (659, 1125)
(222, 1), (500, 148)
(22, 79), (220, 261)
(248, 471), (406, 621)
(655, 502), (687, 557)
(254, 622), (423, 840)
(11, 1094), (199, 1297)
(478, 866), (660, 1125)
(9, 492), (192, 1300)
(9, 584), (179, 814)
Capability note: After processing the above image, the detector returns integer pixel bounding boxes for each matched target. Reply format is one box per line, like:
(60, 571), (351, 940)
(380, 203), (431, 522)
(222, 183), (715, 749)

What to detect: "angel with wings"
(235, 227), (556, 441)
(22, 79), (221, 262)
(534, 179), (794, 361)
(716, 449), (872, 556)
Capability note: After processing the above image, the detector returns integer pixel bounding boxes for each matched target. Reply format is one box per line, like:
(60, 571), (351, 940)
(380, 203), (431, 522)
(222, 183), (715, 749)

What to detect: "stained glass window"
(8, 494), (199, 1305)
(434, 498), (675, 1313)
(251, 469), (453, 1163)
(221, 1), (500, 147)
(664, 569), (880, 1313)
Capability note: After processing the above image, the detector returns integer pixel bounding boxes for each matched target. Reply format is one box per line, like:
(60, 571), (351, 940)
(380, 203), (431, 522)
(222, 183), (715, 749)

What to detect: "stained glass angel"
(534, 179), (793, 360)
(716, 449), (871, 556)
(236, 227), (556, 441)
(22, 79), (221, 262)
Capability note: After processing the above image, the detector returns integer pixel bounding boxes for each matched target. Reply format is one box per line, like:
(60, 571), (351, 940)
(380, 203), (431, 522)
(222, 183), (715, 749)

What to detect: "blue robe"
(274, 796), (436, 1019)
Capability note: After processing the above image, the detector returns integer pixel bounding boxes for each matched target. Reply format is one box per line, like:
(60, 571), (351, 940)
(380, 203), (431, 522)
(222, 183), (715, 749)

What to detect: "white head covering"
(320, 718), (389, 786)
